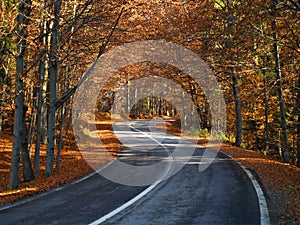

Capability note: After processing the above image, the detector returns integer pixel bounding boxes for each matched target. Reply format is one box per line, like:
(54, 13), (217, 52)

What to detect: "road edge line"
(222, 152), (270, 225)
(0, 161), (114, 212)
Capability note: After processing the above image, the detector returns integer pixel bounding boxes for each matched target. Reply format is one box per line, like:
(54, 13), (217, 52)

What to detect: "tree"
(21, 106), (34, 182)
(0, 0), (15, 132)
(45, 0), (62, 175)
(297, 74), (300, 167)
(9, 0), (32, 189)
(207, 0), (243, 146)
(271, 0), (290, 162)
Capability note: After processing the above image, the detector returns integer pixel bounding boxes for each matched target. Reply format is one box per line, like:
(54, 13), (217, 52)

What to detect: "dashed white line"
(89, 122), (270, 225)
(88, 181), (160, 225)
(88, 122), (172, 225)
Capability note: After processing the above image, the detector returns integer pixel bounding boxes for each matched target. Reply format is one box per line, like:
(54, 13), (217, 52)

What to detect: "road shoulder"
(159, 120), (300, 224)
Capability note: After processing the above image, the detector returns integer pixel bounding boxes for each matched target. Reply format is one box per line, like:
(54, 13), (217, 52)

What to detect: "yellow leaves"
(0, 187), (38, 197)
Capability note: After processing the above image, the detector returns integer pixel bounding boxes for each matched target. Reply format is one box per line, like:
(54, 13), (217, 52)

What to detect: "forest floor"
(0, 113), (121, 205)
(0, 117), (299, 224)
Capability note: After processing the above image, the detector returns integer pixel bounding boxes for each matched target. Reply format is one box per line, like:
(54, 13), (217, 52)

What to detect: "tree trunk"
(34, 0), (47, 174)
(34, 52), (45, 174)
(56, 103), (66, 168)
(232, 69), (242, 146)
(9, 0), (32, 189)
(261, 31), (270, 154)
(9, 54), (24, 189)
(40, 59), (48, 145)
(56, 70), (68, 168)
(21, 106), (34, 182)
(297, 74), (300, 167)
(271, 0), (290, 162)
(227, 1), (242, 147)
(262, 64), (270, 154)
(0, 92), (4, 131)
(46, 0), (62, 175)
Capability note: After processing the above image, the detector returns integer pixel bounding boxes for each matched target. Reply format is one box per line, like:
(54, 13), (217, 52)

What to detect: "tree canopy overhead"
(0, 0), (299, 189)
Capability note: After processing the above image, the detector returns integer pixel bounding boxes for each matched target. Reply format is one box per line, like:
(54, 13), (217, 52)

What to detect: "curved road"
(0, 120), (268, 225)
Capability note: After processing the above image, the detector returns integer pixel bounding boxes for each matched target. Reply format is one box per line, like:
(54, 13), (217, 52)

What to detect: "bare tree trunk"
(227, 1), (242, 146)
(35, 53), (45, 174)
(261, 30), (270, 154)
(0, 92), (5, 131)
(34, 0), (47, 174)
(232, 68), (242, 146)
(271, 0), (290, 162)
(262, 65), (270, 154)
(28, 99), (36, 157)
(56, 103), (66, 168)
(10, 54), (23, 189)
(46, 0), (62, 175)
(9, 0), (32, 189)
(40, 59), (48, 145)
(21, 106), (34, 182)
(56, 68), (68, 168)
(297, 74), (300, 167)
(127, 79), (130, 115)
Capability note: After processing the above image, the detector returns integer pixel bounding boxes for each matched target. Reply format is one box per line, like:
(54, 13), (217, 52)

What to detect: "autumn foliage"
(0, 0), (299, 223)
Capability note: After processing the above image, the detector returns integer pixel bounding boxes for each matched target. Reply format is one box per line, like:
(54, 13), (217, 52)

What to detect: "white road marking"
(1, 119), (270, 225)
(88, 121), (172, 225)
(88, 181), (160, 225)
(223, 153), (270, 225)
(89, 121), (271, 225)
(0, 162), (114, 212)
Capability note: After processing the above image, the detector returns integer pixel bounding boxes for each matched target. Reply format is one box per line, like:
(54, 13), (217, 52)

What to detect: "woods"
(0, 0), (299, 190)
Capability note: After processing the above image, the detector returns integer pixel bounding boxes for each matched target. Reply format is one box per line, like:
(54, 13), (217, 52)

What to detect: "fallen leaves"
(0, 112), (120, 206)
(1, 117), (299, 224)
(161, 120), (300, 224)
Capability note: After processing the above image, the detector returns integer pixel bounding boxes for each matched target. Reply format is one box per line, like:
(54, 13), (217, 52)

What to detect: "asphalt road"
(0, 119), (265, 225)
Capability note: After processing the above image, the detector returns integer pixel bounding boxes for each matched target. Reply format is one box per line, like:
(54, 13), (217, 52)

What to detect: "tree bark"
(34, 0), (47, 174)
(21, 106), (34, 182)
(271, 0), (290, 162)
(46, 0), (62, 175)
(262, 62), (270, 154)
(56, 69), (68, 168)
(261, 28), (270, 154)
(0, 92), (5, 131)
(9, 0), (32, 189)
(232, 69), (242, 146)
(297, 74), (300, 167)
(227, 0), (242, 146)
(34, 52), (45, 174)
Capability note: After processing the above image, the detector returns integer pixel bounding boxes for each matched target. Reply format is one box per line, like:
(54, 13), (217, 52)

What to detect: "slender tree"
(9, 0), (32, 189)
(21, 106), (34, 182)
(271, 0), (290, 162)
(46, 0), (62, 175)
(297, 74), (300, 167)
(34, 0), (47, 174)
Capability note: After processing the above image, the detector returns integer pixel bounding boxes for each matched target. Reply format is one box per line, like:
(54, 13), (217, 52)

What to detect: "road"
(0, 119), (267, 225)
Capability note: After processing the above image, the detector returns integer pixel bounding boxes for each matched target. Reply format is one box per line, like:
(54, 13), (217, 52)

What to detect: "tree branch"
(55, 7), (124, 108)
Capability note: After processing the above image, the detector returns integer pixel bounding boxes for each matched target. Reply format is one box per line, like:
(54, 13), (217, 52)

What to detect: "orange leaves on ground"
(220, 143), (300, 223)
(0, 113), (120, 205)
(162, 121), (300, 223)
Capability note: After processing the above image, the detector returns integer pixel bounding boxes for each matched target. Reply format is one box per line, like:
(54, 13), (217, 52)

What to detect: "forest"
(0, 0), (299, 203)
